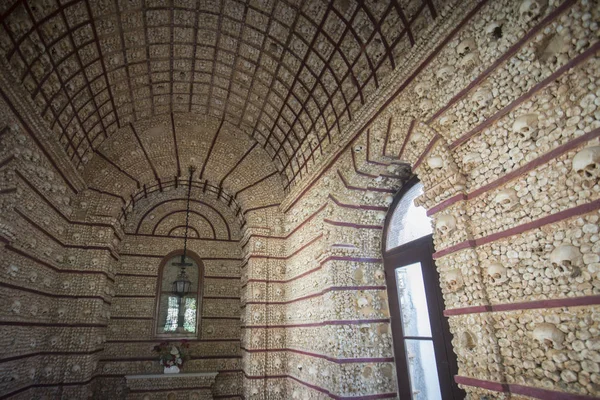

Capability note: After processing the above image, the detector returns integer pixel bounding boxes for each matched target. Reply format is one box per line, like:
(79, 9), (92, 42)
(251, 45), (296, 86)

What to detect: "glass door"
(384, 235), (463, 400)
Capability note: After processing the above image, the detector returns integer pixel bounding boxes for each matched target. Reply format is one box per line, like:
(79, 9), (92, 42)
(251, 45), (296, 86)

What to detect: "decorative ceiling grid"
(0, 0), (437, 191)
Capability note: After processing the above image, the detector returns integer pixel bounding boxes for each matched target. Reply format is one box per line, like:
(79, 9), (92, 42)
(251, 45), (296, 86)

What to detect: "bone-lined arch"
(0, 0), (439, 190)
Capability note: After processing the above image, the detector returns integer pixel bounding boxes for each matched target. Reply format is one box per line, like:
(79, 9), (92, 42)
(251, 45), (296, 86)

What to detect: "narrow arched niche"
(154, 250), (205, 338)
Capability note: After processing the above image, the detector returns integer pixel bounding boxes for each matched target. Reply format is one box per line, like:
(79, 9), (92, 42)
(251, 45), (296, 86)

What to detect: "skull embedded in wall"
(456, 38), (476, 57)
(485, 20), (505, 40)
(353, 144), (364, 153)
(460, 52), (480, 71)
(487, 263), (508, 286)
(374, 269), (385, 283)
(444, 269), (464, 292)
(11, 300), (21, 314)
(536, 34), (568, 65)
(460, 331), (477, 350)
(532, 323), (565, 350)
(472, 88), (493, 109)
(7, 264), (19, 278)
(427, 155), (444, 170)
(494, 188), (519, 211)
(413, 81), (430, 98)
(572, 146), (600, 189)
(512, 113), (538, 142)
(49, 335), (59, 347)
(549, 244), (583, 277)
(436, 214), (456, 236)
(462, 152), (482, 170)
(61, 280), (71, 290)
(435, 64), (454, 82)
(57, 306), (67, 318)
(519, 0), (546, 22)
(357, 296), (370, 308)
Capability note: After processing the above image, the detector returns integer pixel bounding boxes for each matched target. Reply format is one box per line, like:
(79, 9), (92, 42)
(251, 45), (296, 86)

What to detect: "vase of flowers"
(153, 340), (190, 373)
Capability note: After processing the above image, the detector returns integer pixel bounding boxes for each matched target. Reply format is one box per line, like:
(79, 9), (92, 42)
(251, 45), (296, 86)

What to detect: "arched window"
(383, 177), (463, 400)
(155, 251), (203, 337)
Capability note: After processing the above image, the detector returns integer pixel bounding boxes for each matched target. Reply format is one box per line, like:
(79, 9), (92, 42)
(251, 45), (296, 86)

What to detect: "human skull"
(61, 280), (71, 290)
(49, 335), (59, 347)
(11, 300), (21, 314)
(532, 323), (564, 350)
(462, 152), (482, 169)
(435, 64), (454, 81)
(512, 113), (538, 141)
(537, 34), (567, 64)
(472, 88), (493, 109)
(252, 311), (261, 322)
(494, 188), (519, 211)
(485, 20), (505, 40)
(572, 146), (600, 188)
(374, 269), (385, 282)
(427, 155), (444, 170)
(436, 214), (456, 236)
(7, 264), (19, 278)
(357, 296), (370, 308)
(273, 357), (282, 369)
(459, 52), (480, 70)
(519, 0), (545, 22)
(456, 38), (476, 57)
(57, 307), (67, 318)
(460, 331), (477, 350)
(445, 269), (464, 292)
(549, 244), (582, 277)
(353, 145), (364, 153)
(487, 263), (508, 285)
(414, 82), (430, 98)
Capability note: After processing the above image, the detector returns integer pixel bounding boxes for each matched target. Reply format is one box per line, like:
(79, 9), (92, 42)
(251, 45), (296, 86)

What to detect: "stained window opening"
(156, 254), (201, 337)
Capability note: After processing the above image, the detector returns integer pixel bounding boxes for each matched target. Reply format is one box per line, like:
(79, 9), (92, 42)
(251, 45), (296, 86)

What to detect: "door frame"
(382, 177), (463, 399)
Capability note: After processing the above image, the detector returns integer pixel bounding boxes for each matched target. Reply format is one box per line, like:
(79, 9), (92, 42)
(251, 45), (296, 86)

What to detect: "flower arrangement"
(153, 340), (190, 371)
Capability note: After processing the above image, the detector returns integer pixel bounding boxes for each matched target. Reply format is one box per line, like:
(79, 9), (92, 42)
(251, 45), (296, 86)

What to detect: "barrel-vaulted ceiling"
(0, 0), (440, 191)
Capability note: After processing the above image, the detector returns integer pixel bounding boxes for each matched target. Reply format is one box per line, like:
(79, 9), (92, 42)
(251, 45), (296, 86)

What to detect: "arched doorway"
(383, 176), (464, 400)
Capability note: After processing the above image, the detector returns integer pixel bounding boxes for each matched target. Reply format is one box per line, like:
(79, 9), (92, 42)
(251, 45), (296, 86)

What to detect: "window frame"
(153, 249), (204, 339)
(383, 176), (463, 400)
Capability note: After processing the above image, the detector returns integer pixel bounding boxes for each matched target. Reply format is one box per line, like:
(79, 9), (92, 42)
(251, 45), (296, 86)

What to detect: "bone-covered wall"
(0, 72), (117, 399)
(0, 0), (599, 399)
(238, 0), (600, 398)
(94, 186), (244, 399)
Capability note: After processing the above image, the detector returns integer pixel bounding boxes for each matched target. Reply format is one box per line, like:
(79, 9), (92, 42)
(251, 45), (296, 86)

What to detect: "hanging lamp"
(171, 166), (195, 329)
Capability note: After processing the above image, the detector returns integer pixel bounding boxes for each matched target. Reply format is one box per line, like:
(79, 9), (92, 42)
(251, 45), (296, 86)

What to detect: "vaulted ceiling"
(0, 0), (440, 192)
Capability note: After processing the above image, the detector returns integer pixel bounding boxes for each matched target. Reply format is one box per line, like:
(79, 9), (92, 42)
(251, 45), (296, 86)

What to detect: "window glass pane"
(404, 339), (442, 400)
(183, 297), (197, 333)
(164, 296), (179, 332)
(395, 263), (432, 337)
(386, 183), (432, 250)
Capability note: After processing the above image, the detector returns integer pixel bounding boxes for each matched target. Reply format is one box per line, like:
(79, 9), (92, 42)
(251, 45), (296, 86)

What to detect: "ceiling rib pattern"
(0, 0), (438, 190)
(82, 114), (283, 221)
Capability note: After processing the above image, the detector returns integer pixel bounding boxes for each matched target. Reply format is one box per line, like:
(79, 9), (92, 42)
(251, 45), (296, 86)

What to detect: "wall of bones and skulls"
(0, 0), (599, 399)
